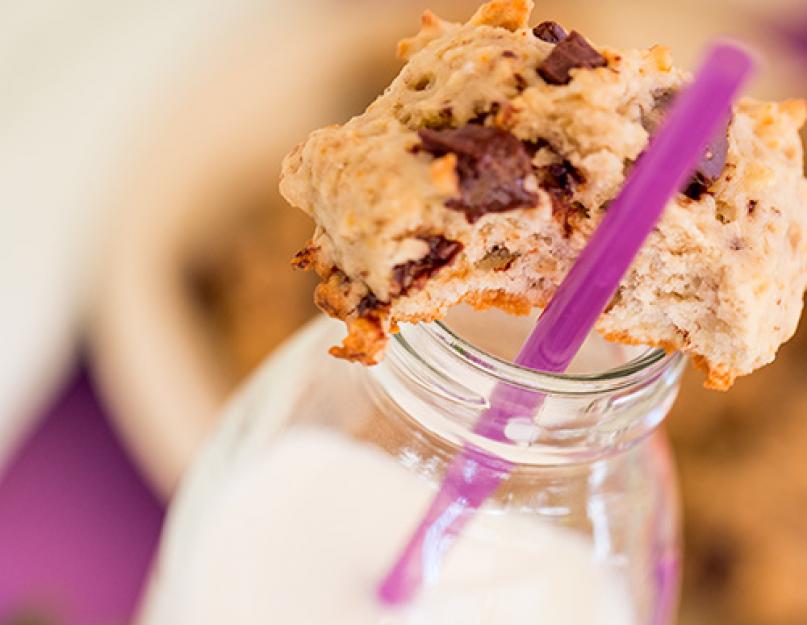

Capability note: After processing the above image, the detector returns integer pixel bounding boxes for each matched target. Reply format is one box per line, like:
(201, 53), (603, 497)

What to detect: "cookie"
(280, 0), (807, 389)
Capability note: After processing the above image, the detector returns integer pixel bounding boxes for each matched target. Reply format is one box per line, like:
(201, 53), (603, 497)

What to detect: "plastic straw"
(378, 42), (754, 606)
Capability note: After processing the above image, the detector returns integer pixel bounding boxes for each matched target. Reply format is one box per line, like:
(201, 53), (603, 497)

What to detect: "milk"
(147, 426), (635, 625)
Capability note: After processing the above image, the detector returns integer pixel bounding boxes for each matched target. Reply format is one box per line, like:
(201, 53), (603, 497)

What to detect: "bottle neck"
(367, 321), (685, 466)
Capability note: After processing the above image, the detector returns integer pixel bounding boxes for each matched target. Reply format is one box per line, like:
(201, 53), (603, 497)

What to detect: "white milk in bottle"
(140, 313), (683, 624)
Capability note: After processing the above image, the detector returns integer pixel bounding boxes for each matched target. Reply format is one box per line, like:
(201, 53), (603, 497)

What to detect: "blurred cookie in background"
(90, 0), (476, 498)
(184, 195), (317, 385)
(671, 320), (807, 625)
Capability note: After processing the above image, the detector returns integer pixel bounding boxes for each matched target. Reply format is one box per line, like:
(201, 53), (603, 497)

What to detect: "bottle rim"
(394, 320), (683, 397)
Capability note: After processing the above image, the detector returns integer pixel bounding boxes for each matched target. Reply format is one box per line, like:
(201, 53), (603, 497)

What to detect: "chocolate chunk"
(641, 89), (678, 135)
(418, 125), (538, 223)
(502, 50), (518, 59)
(392, 236), (464, 296)
(694, 129), (729, 187)
(537, 31), (606, 85)
(538, 160), (586, 236)
(684, 180), (708, 201)
(522, 137), (551, 157)
(748, 199), (759, 215)
(643, 90), (731, 198)
(357, 291), (386, 317)
(681, 127), (729, 199)
(533, 21), (568, 44)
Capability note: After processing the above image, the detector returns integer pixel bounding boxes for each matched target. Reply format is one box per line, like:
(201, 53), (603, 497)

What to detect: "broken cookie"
(280, 0), (807, 389)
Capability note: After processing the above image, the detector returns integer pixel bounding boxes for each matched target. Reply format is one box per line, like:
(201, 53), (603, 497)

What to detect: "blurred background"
(0, 1), (805, 624)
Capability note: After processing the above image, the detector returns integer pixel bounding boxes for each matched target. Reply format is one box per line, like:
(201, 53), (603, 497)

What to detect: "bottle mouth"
(395, 320), (680, 397)
(384, 320), (685, 464)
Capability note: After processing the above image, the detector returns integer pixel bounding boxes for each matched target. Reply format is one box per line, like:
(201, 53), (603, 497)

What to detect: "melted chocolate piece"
(418, 125), (538, 223)
(537, 31), (606, 85)
(644, 89), (731, 199)
(522, 137), (551, 157)
(684, 180), (709, 201)
(685, 129), (730, 199)
(533, 21), (568, 44)
(694, 130), (730, 187)
(392, 236), (464, 296)
(538, 160), (586, 236)
(357, 292), (385, 317)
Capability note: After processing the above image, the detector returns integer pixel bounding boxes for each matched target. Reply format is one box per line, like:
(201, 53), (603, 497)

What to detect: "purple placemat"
(0, 363), (164, 625)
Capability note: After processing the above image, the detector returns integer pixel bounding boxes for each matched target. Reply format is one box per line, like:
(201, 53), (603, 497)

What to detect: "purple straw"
(378, 42), (754, 606)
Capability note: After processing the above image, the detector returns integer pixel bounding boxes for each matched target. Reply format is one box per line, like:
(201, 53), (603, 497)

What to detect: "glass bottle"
(139, 311), (685, 625)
